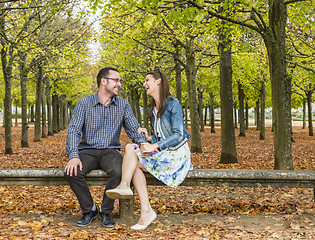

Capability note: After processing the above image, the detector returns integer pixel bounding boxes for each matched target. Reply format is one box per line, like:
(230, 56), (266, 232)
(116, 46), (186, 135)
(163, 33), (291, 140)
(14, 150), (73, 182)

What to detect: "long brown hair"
(147, 69), (171, 119)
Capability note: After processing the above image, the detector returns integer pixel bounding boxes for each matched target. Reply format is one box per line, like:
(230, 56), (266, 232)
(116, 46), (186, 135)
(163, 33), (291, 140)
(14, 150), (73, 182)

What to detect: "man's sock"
(91, 204), (97, 211)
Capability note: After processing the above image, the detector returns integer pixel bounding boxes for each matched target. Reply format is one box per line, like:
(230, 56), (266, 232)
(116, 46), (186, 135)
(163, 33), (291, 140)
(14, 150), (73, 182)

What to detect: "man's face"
(103, 70), (122, 96)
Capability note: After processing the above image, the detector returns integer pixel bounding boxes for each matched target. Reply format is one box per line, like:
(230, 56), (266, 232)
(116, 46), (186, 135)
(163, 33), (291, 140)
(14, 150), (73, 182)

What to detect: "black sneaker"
(99, 212), (115, 227)
(77, 209), (99, 227)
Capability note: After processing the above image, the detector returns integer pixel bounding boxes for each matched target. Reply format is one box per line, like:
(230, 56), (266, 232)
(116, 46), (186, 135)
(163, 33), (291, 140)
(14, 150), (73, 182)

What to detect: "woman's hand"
(140, 143), (159, 158)
(138, 127), (152, 142)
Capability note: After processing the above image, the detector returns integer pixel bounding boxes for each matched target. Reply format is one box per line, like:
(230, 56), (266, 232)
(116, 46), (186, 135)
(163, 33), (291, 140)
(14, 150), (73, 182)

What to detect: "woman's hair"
(147, 69), (171, 119)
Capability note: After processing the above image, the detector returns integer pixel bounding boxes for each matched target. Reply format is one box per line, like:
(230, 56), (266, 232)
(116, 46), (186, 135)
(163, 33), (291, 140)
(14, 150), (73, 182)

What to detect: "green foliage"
(85, 0), (314, 111)
(0, 0), (95, 107)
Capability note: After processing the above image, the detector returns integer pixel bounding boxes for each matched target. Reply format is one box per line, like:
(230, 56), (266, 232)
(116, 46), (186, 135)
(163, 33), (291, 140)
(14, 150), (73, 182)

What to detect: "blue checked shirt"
(66, 93), (146, 160)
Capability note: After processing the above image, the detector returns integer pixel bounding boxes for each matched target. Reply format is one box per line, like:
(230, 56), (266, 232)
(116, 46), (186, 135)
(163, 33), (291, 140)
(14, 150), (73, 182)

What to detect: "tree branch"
(250, 7), (267, 30)
(185, 0), (263, 35)
(285, 0), (308, 5)
(289, 61), (315, 74)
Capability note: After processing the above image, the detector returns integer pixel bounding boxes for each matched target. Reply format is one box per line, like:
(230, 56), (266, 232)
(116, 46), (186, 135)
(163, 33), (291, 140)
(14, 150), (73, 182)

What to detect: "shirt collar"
(93, 92), (118, 106)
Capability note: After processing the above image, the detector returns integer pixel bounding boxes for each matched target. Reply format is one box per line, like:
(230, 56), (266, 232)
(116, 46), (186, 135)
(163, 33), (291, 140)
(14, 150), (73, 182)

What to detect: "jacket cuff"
(156, 140), (167, 151)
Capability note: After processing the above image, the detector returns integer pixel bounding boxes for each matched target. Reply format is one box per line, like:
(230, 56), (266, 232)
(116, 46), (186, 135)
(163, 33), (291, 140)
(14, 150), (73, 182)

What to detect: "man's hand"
(138, 127), (152, 142)
(65, 158), (82, 176)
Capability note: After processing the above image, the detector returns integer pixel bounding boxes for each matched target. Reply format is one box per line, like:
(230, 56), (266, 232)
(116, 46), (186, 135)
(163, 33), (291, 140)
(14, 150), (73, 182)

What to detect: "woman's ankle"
(140, 205), (152, 214)
(117, 182), (130, 189)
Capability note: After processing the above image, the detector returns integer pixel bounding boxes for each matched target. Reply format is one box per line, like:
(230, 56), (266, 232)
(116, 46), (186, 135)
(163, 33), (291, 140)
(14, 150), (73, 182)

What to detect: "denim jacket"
(150, 96), (191, 151)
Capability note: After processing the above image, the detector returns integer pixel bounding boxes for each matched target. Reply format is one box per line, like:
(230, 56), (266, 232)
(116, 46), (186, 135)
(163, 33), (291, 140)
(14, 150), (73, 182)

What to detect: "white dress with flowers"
(133, 108), (192, 188)
(133, 143), (192, 188)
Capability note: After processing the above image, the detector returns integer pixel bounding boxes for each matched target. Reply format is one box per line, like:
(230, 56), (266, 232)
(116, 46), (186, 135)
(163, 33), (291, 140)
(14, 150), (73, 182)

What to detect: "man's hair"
(96, 67), (119, 88)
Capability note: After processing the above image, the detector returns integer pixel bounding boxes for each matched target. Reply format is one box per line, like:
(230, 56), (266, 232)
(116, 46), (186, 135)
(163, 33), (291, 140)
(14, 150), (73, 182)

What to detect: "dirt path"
(0, 213), (314, 239)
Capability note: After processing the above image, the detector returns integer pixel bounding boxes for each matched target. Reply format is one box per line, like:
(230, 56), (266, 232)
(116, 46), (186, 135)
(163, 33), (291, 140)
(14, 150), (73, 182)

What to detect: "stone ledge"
(0, 169), (314, 188)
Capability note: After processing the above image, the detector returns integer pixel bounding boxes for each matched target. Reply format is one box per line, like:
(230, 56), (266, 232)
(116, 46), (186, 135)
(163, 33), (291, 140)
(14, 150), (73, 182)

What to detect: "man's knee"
(64, 170), (84, 181)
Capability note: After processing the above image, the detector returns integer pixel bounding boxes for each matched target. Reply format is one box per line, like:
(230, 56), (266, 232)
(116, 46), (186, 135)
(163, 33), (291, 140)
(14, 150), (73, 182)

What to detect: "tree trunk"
(302, 98), (306, 129)
(14, 99), (18, 127)
(1, 42), (14, 154)
(19, 54), (29, 147)
(307, 92), (313, 136)
(2, 99), (4, 128)
(210, 93), (215, 133)
(131, 88), (141, 125)
(256, 100), (260, 131)
(30, 104), (35, 122)
(64, 99), (69, 129)
(59, 95), (65, 130)
(130, 88), (137, 120)
(184, 98), (188, 128)
(185, 38), (202, 153)
(46, 78), (53, 136)
(204, 106), (208, 126)
(208, 103), (211, 126)
(218, 17), (237, 163)
(135, 91), (141, 126)
(245, 100), (249, 130)
(238, 82), (245, 136)
(69, 101), (73, 121)
(234, 101), (237, 128)
(198, 87), (204, 132)
(41, 77), (47, 138)
(142, 91), (149, 130)
(265, 0), (292, 170)
(52, 94), (59, 133)
(57, 96), (60, 131)
(260, 80), (266, 140)
(28, 104), (30, 123)
(175, 44), (182, 104)
(34, 64), (42, 142)
(254, 104), (257, 126)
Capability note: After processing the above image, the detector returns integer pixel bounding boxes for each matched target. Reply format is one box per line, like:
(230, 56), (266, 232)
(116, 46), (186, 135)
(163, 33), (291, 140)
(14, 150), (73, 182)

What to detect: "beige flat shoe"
(106, 188), (133, 199)
(130, 210), (156, 230)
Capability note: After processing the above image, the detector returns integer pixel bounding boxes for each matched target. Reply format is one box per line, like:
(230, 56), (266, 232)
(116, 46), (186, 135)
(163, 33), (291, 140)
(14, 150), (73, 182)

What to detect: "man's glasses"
(105, 77), (124, 84)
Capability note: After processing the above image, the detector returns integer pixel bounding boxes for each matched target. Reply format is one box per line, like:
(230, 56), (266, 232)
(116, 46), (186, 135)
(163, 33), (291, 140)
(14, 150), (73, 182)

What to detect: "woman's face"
(143, 74), (159, 96)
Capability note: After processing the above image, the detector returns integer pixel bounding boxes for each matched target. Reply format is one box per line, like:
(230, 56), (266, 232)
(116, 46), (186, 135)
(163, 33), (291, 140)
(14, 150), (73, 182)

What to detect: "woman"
(106, 69), (192, 230)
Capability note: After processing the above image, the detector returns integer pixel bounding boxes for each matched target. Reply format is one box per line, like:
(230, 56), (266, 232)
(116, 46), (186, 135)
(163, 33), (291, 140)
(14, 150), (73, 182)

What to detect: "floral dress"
(133, 143), (192, 188)
(133, 105), (192, 188)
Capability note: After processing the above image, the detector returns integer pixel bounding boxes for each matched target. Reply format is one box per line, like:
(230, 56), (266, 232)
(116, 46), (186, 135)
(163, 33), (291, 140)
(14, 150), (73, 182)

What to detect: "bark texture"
(218, 18), (237, 163)
(265, 0), (292, 169)
(185, 38), (202, 153)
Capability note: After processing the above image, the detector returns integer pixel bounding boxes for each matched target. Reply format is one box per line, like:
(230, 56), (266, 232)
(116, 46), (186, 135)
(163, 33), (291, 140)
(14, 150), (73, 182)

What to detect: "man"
(65, 67), (146, 227)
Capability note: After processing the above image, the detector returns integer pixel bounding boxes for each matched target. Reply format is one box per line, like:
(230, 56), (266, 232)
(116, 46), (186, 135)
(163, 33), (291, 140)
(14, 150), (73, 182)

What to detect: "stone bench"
(1, 169), (314, 220)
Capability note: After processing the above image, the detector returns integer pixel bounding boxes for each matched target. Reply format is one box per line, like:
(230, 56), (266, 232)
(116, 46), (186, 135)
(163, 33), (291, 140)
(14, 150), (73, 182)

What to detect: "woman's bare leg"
(115, 144), (138, 189)
(132, 166), (155, 226)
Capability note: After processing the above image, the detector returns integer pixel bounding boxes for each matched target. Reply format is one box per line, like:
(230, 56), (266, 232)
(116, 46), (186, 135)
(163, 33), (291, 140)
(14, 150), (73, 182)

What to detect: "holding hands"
(140, 143), (159, 158)
(138, 127), (159, 158)
(138, 127), (152, 142)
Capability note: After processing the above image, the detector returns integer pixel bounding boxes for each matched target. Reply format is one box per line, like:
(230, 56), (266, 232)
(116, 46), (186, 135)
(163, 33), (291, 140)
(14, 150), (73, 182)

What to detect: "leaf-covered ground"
(0, 124), (314, 239)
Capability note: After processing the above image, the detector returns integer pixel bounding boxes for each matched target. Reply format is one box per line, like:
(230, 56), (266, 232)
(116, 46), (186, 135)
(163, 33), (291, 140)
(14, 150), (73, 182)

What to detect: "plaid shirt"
(66, 93), (146, 160)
